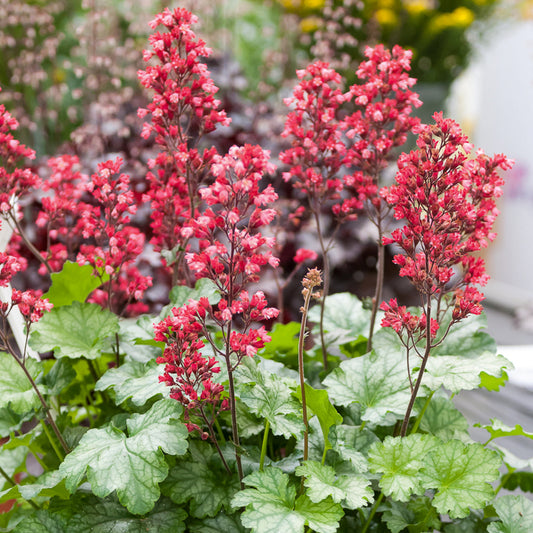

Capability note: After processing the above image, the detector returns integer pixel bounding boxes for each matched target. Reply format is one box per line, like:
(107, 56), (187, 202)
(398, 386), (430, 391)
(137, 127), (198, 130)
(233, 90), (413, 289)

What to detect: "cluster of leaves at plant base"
(1, 264), (533, 532)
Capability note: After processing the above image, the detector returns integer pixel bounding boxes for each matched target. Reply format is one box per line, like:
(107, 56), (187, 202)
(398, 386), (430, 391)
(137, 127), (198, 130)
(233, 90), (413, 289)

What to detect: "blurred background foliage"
(0, 0), (502, 156)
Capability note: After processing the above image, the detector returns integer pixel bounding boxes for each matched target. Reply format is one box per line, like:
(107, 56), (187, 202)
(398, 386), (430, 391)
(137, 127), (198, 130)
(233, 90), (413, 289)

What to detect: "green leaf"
(95, 359), (168, 406)
(479, 369), (508, 391)
(382, 497), (441, 533)
(423, 352), (513, 393)
(43, 358), (77, 396)
(328, 425), (378, 472)
(43, 261), (108, 307)
(488, 495), (533, 533)
(502, 471), (533, 493)
(323, 348), (411, 425)
(67, 497), (187, 533)
(189, 512), (247, 533)
(419, 440), (501, 518)
(308, 293), (372, 356)
(30, 302), (119, 360)
(160, 278), (220, 319)
(295, 460), (373, 510)
(368, 434), (439, 501)
(294, 384), (342, 453)
(232, 467), (343, 533)
(161, 442), (239, 518)
(236, 358), (304, 439)
(260, 322), (300, 367)
(59, 399), (188, 514)
(418, 395), (470, 441)
(13, 510), (67, 533)
(293, 494), (344, 533)
(475, 418), (533, 443)
(17, 470), (69, 501)
(0, 445), (27, 479)
(0, 352), (42, 414)
(0, 405), (35, 438)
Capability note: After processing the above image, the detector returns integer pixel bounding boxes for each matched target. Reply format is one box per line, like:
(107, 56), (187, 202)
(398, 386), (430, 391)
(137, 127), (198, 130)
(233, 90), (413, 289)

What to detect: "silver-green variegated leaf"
(59, 399), (187, 515)
(0, 352), (43, 414)
(95, 359), (168, 406)
(418, 395), (470, 441)
(232, 467), (344, 533)
(161, 441), (239, 518)
(423, 352), (512, 393)
(296, 460), (373, 510)
(419, 440), (501, 518)
(30, 302), (119, 360)
(308, 293), (373, 356)
(323, 349), (411, 426)
(236, 358), (304, 439)
(368, 434), (439, 501)
(488, 495), (533, 533)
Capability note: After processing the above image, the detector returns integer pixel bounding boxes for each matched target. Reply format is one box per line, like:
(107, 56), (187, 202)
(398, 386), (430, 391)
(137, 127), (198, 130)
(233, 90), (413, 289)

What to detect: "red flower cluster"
(381, 112), (513, 331)
(11, 289), (53, 324)
(75, 158), (152, 315)
(36, 155), (89, 274)
(0, 90), (40, 213)
(155, 298), (227, 433)
(156, 143), (279, 433)
(138, 7), (230, 273)
(0, 230), (52, 324)
(280, 61), (353, 218)
(281, 45), (421, 222)
(342, 44), (422, 213)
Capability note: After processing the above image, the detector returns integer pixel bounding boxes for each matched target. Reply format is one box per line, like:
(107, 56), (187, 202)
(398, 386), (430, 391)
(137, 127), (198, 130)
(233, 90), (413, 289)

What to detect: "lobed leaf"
(161, 442), (239, 518)
(43, 261), (109, 308)
(418, 395), (470, 441)
(95, 359), (168, 406)
(0, 352), (42, 414)
(382, 497), (441, 533)
(368, 434), (439, 501)
(475, 418), (533, 443)
(419, 440), (501, 518)
(236, 358), (304, 439)
(488, 495), (533, 532)
(59, 399), (187, 515)
(295, 460), (373, 510)
(30, 302), (119, 360)
(323, 349), (411, 426)
(232, 467), (343, 533)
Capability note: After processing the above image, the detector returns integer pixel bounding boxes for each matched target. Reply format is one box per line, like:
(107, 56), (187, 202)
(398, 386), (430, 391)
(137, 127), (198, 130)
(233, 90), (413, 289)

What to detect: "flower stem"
(298, 268), (322, 463)
(401, 298), (432, 437)
(361, 491), (384, 533)
(367, 224), (385, 352)
(313, 210), (329, 369)
(259, 419), (270, 471)
(410, 390), (435, 435)
(39, 419), (64, 462)
(224, 346), (244, 487)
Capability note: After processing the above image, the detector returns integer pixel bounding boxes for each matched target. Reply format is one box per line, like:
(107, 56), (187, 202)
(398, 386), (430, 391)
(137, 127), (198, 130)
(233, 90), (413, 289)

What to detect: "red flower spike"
(380, 112), (512, 338)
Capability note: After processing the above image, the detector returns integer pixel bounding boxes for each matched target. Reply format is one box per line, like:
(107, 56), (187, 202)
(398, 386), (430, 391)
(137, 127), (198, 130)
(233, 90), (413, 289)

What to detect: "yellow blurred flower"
(278, 0), (325, 12)
(300, 15), (321, 32)
(430, 7), (475, 32)
(375, 8), (398, 26)
(404, 1), (430, 16)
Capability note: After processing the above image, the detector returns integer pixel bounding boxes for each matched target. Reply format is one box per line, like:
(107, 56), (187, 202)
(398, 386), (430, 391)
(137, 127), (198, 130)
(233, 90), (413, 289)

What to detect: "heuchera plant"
(0, 7), (531, 533)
